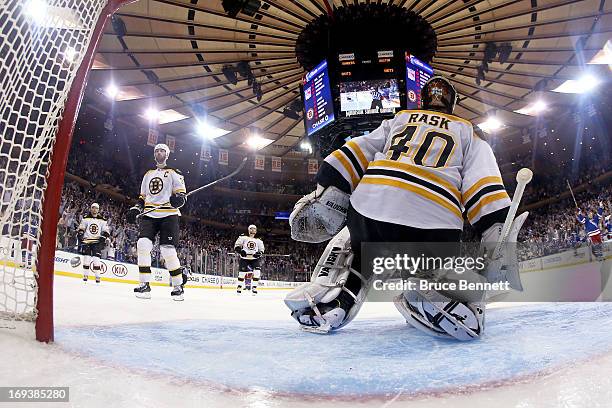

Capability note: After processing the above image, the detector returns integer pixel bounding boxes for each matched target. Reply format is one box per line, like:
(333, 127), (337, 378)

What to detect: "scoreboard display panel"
(302, 59), (335, 136)
(405, 53), (433, 109)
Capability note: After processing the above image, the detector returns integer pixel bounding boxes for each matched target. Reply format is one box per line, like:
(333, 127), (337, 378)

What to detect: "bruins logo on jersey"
(89, 224), (99, 234)
(247, 241), (256, 250)
(149, 177), (164, 194)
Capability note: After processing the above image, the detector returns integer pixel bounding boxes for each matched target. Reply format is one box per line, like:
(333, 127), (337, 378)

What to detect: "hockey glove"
(254, 251), (262, 259)
(126, 206), (141, 223)
(239, 250), (247, 258)
(480, 211), (529, 291)
(289, 184), (350, 243)
(170, 193), (187, 209)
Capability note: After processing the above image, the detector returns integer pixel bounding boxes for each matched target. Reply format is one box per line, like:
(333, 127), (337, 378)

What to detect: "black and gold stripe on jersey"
(328, 140), (370, 190)
(144, 201), (177, 213)
(362, 160), (463, 219)
(462, 176), (510, 223)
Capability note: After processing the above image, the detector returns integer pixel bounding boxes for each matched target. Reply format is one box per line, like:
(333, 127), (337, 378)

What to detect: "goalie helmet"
(421, 76), (457, 115)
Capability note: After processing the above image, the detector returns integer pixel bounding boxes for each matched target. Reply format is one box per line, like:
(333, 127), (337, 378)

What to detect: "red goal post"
(0, 0), (133, 342)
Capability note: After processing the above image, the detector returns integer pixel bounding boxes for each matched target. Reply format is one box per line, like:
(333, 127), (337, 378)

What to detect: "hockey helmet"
(421, 76), (457, 114)
(248, 224), (257, 235)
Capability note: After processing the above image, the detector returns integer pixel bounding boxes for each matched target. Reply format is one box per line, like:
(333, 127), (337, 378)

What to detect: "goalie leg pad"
(284, 227), (369, 333)
(394, 278), (485, 341)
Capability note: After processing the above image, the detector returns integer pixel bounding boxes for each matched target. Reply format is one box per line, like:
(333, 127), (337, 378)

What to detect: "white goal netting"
(0, 0), (110, 334)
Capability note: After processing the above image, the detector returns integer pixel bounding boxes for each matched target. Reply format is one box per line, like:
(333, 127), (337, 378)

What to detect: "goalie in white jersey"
(76, 202), (110, 283)
(234, 225), (265, 294)
(127, 143), (188, 301)
(287, 76), (528, 339)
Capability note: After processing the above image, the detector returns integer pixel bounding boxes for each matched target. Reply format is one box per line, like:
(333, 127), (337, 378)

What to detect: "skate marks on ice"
(56, 303), (612, 398)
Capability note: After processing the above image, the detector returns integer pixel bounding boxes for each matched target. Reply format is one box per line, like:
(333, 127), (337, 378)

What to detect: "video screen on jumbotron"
(339, 79), (401, 116)
(302, 59), (335, 136)
(405, 53), (433, 110)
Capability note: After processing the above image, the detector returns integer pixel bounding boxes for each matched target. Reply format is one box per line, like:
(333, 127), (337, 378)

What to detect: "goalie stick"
(491, 167), (533, 261)
(136, 156), (248, 219)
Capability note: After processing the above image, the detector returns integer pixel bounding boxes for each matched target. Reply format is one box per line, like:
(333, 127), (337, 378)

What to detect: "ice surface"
(2, 276), (612, 407)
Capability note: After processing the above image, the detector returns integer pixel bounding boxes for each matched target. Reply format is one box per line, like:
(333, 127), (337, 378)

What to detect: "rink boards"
(52, 250), (301, 290)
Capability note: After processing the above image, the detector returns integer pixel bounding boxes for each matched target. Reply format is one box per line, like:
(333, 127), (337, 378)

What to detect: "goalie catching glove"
(480, 211), (529, 291)
(289, 184), (350, 243)
(284, 227), (368, 334)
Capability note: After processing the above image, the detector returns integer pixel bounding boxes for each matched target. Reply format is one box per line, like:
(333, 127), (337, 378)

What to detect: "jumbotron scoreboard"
(301, 49), (433, 139)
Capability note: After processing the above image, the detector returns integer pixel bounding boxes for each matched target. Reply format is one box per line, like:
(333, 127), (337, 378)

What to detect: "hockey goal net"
(0, 0), (129, 342)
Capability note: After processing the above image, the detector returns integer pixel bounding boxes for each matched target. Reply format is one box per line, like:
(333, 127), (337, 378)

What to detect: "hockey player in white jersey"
(127, 144), (187, 300)
(77, 203), (110, 283)
(234, 224), (264, 295)
(286, 76), (528, 339)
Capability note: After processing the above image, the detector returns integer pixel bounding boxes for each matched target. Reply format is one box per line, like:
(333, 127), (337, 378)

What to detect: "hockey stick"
(136, 156), (248, 219)
(491, 168), (533, 261)
(566, 179), (579, 209)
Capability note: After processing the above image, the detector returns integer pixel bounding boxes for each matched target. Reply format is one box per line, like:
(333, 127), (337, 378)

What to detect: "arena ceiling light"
(477, 117), (504, 133)
(246, 135), (273, 150)
(197, 121), (231, 139)
(24, 0), (48, 23)
(63, 46), (78, 63)
(552, 74), (600, 94)
(143, 108), (159, 122)
(514, 100), (548, 116)
(105, 84), (119, 99)
(25, 0), (84, 29)
(300, 141), (313, 154)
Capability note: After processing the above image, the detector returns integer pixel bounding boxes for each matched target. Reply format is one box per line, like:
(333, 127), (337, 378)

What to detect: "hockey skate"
(134, 282), (151, 299)
(171, 285), (184, 301)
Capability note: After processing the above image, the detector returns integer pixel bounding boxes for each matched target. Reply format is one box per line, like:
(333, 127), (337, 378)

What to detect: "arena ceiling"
(88, 0), (612, 157)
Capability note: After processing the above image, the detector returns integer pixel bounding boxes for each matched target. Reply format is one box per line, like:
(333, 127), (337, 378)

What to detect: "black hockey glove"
(240, 250), (247, 257)
(170, 193), (187, 209)
(254, 251), (262, 259)
(126, 204), (142, 224)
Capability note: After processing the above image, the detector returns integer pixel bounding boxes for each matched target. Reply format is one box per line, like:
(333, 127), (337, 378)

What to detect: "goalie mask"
(154, 143), (170, 166)
(421, 76), (457, 115)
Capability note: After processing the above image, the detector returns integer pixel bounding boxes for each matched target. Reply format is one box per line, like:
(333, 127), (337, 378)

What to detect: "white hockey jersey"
(139, 167), (186, 218)
(319, 109), (510, 230)
(78, 213), (110, 244)
(234, 235), (265, 259)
